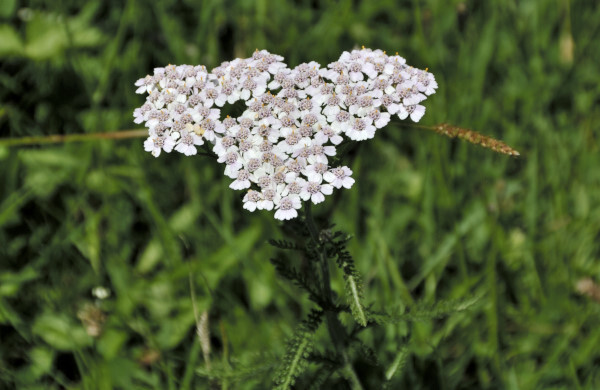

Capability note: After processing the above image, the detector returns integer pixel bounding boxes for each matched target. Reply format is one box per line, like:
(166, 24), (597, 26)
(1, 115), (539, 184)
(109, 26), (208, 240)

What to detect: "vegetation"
(1, 0), (599, 388)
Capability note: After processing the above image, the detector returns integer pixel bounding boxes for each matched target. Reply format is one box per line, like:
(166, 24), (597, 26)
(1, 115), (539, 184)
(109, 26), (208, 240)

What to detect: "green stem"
(304, 202), (364, 390)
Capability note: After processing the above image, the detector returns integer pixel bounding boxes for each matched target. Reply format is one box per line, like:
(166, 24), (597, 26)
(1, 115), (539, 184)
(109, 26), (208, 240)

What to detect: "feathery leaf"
(334, 250), (367, 327)
(196, 354), (278, 382)
(273, 309), (323, 390)
(384, 346), (409, 386)
(369, 294), (482, 324)
(270, 258), (322, 305)
(268, 239), (303, 251)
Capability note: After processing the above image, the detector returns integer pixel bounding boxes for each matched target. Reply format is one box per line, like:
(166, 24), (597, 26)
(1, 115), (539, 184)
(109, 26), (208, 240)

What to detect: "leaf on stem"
(343, 266), (368, 327)
(369, 294), (483, 324)
(270, 258), (323, 305)
(268, 239), (302, 251)
(333, 246), (367, 327)
(384, 346), (409, 385)
(273, 309), (323, 390)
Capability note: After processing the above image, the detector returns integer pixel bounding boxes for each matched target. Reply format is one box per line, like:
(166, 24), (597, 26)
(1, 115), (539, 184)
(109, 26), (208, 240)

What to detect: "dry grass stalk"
(198, 310), (211, 370)
(433, 123), (520, 156)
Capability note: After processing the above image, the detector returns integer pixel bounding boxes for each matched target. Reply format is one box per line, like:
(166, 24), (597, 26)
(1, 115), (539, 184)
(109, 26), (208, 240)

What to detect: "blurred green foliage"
(1, 0), (600, 388)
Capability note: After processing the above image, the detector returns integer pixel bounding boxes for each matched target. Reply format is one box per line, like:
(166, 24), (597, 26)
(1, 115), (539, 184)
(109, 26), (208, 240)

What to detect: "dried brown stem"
(0, 129), (148, 147)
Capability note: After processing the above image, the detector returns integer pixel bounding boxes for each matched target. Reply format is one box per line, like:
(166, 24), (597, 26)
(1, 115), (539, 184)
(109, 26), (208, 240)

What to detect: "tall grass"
(1, 0), (599, 388)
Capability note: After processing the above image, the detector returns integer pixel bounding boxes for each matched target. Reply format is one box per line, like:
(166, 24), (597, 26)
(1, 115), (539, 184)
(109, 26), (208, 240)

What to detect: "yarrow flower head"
(134, 48), (437, 220)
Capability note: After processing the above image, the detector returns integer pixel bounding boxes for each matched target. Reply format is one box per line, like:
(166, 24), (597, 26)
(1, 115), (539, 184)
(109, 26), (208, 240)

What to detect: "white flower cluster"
(134, 48), (437, 220)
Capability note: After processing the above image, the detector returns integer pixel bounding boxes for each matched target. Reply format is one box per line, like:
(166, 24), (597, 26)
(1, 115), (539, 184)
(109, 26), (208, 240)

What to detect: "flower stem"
(304, 202), (364, 390)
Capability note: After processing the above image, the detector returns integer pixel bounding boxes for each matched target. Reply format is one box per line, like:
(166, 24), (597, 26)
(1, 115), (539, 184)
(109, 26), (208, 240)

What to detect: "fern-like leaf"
(196, 353), (278, 382)
(335, 251), (367, 327)
(321, 229), (368, 327)
(270, 258), (322, 305)
(268, 239), (302, 251)
(307, 350), (341, 366)
(273, 309), (323, 390)
(307, 363), (339, 390)
(353, 339), (380, 367)
(383, 346), (409, 387)
(369, 294), (482, 325)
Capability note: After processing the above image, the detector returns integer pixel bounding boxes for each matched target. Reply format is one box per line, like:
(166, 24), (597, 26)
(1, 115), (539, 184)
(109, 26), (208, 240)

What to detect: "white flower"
(421, 75), (438, 95)
(398, 104), (426, 122)
(312, 83), (335, 105)
(175, 129), (204, 156)
(330, 110), (352, 134)
(282, 177), (306, 197)
(214, 81), (241, 106)
(239, 78), (259, 100)
(403, 91), (427, 106)
(414, 71), (438, 96)
(361, 60), (380, 79)
(243, 190), (262, 212)
(191, 106), (220, 123)
(324, 166), (354, 189)
(200, 86), (221, 107)
(267, 60), (287, 75)
(306, 139), (336, 161)
(268, 70), (291, 89)
(196, 118), (221, 142)
(135, 75), (155, 94)
(322, 93), (344, 117)
(212, 135), (236, 157)
(345, 117), (376, 141)
(274, 195), (301, 220)
(218, 148), (243, 178)
(368, 109), (391, 129)
(314, 125), (343, 145)
(376, 92), (402, 115)
(135, 48), (437, 220)
(303, 161), (328, 182)
(258, 187), (279, 210)
(230, 169), (251, 190)
(239, 148), (263, 171)
(276, 128), (304, 154)
(144, 134), (175, 157)
(350, 94), (375, 116)
(133, 103), (153, 124)
(300, 179), (333, 204)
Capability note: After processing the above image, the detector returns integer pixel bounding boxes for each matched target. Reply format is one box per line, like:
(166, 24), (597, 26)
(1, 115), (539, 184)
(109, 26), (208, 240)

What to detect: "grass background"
(1, 0), (599, 388)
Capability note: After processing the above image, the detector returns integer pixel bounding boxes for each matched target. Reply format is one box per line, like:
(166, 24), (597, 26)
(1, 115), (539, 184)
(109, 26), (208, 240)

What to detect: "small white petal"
(410, 106), (425, 122)
(215, 96), (227, 107)
(230, 180), (250, 190)
(321, 184), (333, 195)
(311, 192), (325, 204)
(342, 177), (355, 189)
(244, 202), (257, 212)
(144, 138), (154, 152)
(275, 209), (298, 220)
(323, 172), (335, 182)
